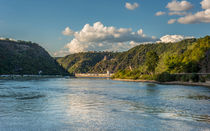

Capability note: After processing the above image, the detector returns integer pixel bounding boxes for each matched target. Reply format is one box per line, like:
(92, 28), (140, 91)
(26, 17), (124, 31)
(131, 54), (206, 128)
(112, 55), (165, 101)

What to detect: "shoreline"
(113, 78), (210, 87)
(0, 75), (72, 80)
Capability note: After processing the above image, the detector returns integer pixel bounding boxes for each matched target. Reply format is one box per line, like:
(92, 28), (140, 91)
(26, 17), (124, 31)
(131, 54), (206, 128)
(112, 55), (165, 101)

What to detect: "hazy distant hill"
(57, 52), (118, 73)
(57, 36), (210, 74)
(0, 40), (69, 75)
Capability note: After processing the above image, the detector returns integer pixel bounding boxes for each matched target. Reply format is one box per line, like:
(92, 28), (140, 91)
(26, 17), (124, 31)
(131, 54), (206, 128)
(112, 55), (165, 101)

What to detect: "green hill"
(0, 40), (70, 75)
(92, 38), (198, 73)
(57, 52), (118, 73)
(57, 36), (210, 74)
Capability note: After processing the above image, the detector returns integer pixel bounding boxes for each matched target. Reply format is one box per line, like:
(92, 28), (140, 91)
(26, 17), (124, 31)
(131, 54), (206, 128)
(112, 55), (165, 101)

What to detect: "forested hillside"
(0, 40), (70, 75)
(57, 36), (210, 74)
(57, 52), (118, 73)
(112, 36), (210, 81)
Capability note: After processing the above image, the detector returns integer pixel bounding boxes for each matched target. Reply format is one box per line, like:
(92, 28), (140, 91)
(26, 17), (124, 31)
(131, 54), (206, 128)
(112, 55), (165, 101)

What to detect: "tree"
(145, 51), (159, 74)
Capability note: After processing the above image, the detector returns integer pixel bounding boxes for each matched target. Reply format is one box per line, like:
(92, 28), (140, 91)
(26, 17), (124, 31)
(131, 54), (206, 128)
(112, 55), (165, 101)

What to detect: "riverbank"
(0, 75), (72, 80)
(113, 78), (210, 87)
(75, 73), (113, 78)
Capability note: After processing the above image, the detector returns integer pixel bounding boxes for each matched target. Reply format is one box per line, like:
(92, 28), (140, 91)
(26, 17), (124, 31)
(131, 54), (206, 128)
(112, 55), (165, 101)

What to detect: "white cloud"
(168, 11), (187, 15)
(62, 27), (74, 36)
(54, 48), (70, 57)
(137, 29), (146, 37)
(158, 35), (193, 43)
(201, 0), (210, 9)
(125, 2), (139, 10)
(155, 11), (166, 16)
(176, 0), (210, 24)
(59, 22), (157, 54)
(168, 19), (177, 24)
(177, 9), (210, 24)
(166, 0), (193, 11)
(163, 0), (210, 24)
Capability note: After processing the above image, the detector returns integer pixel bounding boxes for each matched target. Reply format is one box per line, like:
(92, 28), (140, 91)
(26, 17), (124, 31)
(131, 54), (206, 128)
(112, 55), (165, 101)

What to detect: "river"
(0, 78), (209, 131)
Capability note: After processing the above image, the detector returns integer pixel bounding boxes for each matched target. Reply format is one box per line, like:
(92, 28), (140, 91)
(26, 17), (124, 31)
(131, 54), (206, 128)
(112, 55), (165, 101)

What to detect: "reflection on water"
(187, 95), (210, 100)
(146, 83), (160, 95)
(0, 78), (210, 131)
(16, 94), (45, 100)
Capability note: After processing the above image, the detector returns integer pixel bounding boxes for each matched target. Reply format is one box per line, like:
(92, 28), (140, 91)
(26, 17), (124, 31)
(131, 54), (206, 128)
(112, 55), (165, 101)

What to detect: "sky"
(0, 0), (209, 56)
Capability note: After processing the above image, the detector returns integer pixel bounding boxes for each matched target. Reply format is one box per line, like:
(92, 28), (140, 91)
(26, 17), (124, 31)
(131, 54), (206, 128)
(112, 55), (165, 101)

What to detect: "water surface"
(0, 78), (209, 131)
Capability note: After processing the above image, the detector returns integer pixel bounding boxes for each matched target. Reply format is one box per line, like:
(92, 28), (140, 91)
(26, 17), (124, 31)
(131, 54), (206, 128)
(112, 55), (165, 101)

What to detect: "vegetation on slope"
(112, 36), (210, 82)
(57, 37), (197, 73)
(57, 52), (118, 73)
(0, 40), (70, 75)
(57, 36), (209, 82)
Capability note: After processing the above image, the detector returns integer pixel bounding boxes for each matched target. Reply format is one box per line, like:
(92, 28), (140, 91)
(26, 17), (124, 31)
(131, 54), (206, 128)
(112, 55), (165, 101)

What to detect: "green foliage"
(165, 36), (210, 73)
(57, 52), (118, 73)
(112, 66), (155, 80)
(207, 75), (210, 80)
(57, 36), (209, 78)
(199, 76), (206, 83)
(181, 75), (190, 82)
(145, 51), (159, 73)
(189, 74), (199, 82)
(57, 38), (197, 73)
(155, 72), (175, 82)
(179, 74), (205, 82)
(0, 39), (70, 75)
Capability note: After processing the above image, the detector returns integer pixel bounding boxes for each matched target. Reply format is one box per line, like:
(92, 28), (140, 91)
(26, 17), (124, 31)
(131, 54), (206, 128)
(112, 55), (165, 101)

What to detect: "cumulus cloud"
(177, 9), (210, 24)
(166, 0), (193, 11)
(62, 27), (74, 36)
(54, 48), (70, 57)
(125, 2), (139, 10)
(201, 0), (210, 9)
(168, 19), (177, 24)
(177, 0), (210, 24)
(155, 11), (166, 16)
(158, 35), (194, 43)
(165, 0), (210, 24)
(58, 22), (158, 54)
(168, 11), (188, 15)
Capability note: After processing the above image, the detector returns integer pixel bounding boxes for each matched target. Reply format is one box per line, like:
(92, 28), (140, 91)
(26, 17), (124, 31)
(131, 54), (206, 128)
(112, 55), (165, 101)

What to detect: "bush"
(132, 75), (139, 80)
(175, 75), (181, 81)
(206, 75), (210, 81)
(181, 75), (189, 82)
(189, 74), (199, 82)
(140, 74), (154, 80)
(155, 72), (175, 82)
(199, 76), (206, 83)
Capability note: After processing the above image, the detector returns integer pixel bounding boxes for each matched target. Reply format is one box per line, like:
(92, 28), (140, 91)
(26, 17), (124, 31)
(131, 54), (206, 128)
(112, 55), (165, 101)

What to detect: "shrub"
(132, 75), (139, 80)
(199, 76), (206, 83)
(181, 75), (189, 82)
(140, 74), (154, 80)
(206, 75), (210, 81)
(155, 72), (175, 82)
(175, 75), (181, 81)
(189, 74), (199, 82)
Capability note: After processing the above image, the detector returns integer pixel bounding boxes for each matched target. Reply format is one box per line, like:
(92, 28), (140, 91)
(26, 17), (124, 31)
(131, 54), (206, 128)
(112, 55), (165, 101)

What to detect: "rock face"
(0, 40), (69, 75)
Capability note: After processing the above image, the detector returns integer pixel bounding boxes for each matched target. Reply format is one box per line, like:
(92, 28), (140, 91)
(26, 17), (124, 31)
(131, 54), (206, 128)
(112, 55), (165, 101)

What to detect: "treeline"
(112, 36), (210, 82)
(57, 52), (119, 73)
(0, 39), (70, 75)
(57, 36), (210, 77)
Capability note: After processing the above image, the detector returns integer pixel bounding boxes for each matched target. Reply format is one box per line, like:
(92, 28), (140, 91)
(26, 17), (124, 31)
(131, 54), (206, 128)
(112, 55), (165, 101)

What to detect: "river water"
(0, 78), (209, 131)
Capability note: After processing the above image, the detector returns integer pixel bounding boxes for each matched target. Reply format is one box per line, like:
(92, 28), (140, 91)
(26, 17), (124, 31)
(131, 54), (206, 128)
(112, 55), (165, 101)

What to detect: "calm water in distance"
(0, 78), (210, 131)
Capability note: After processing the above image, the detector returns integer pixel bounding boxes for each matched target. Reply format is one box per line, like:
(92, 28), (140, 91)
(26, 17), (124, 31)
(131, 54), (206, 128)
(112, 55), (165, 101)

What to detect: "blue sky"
(0, 0), (209, 56)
